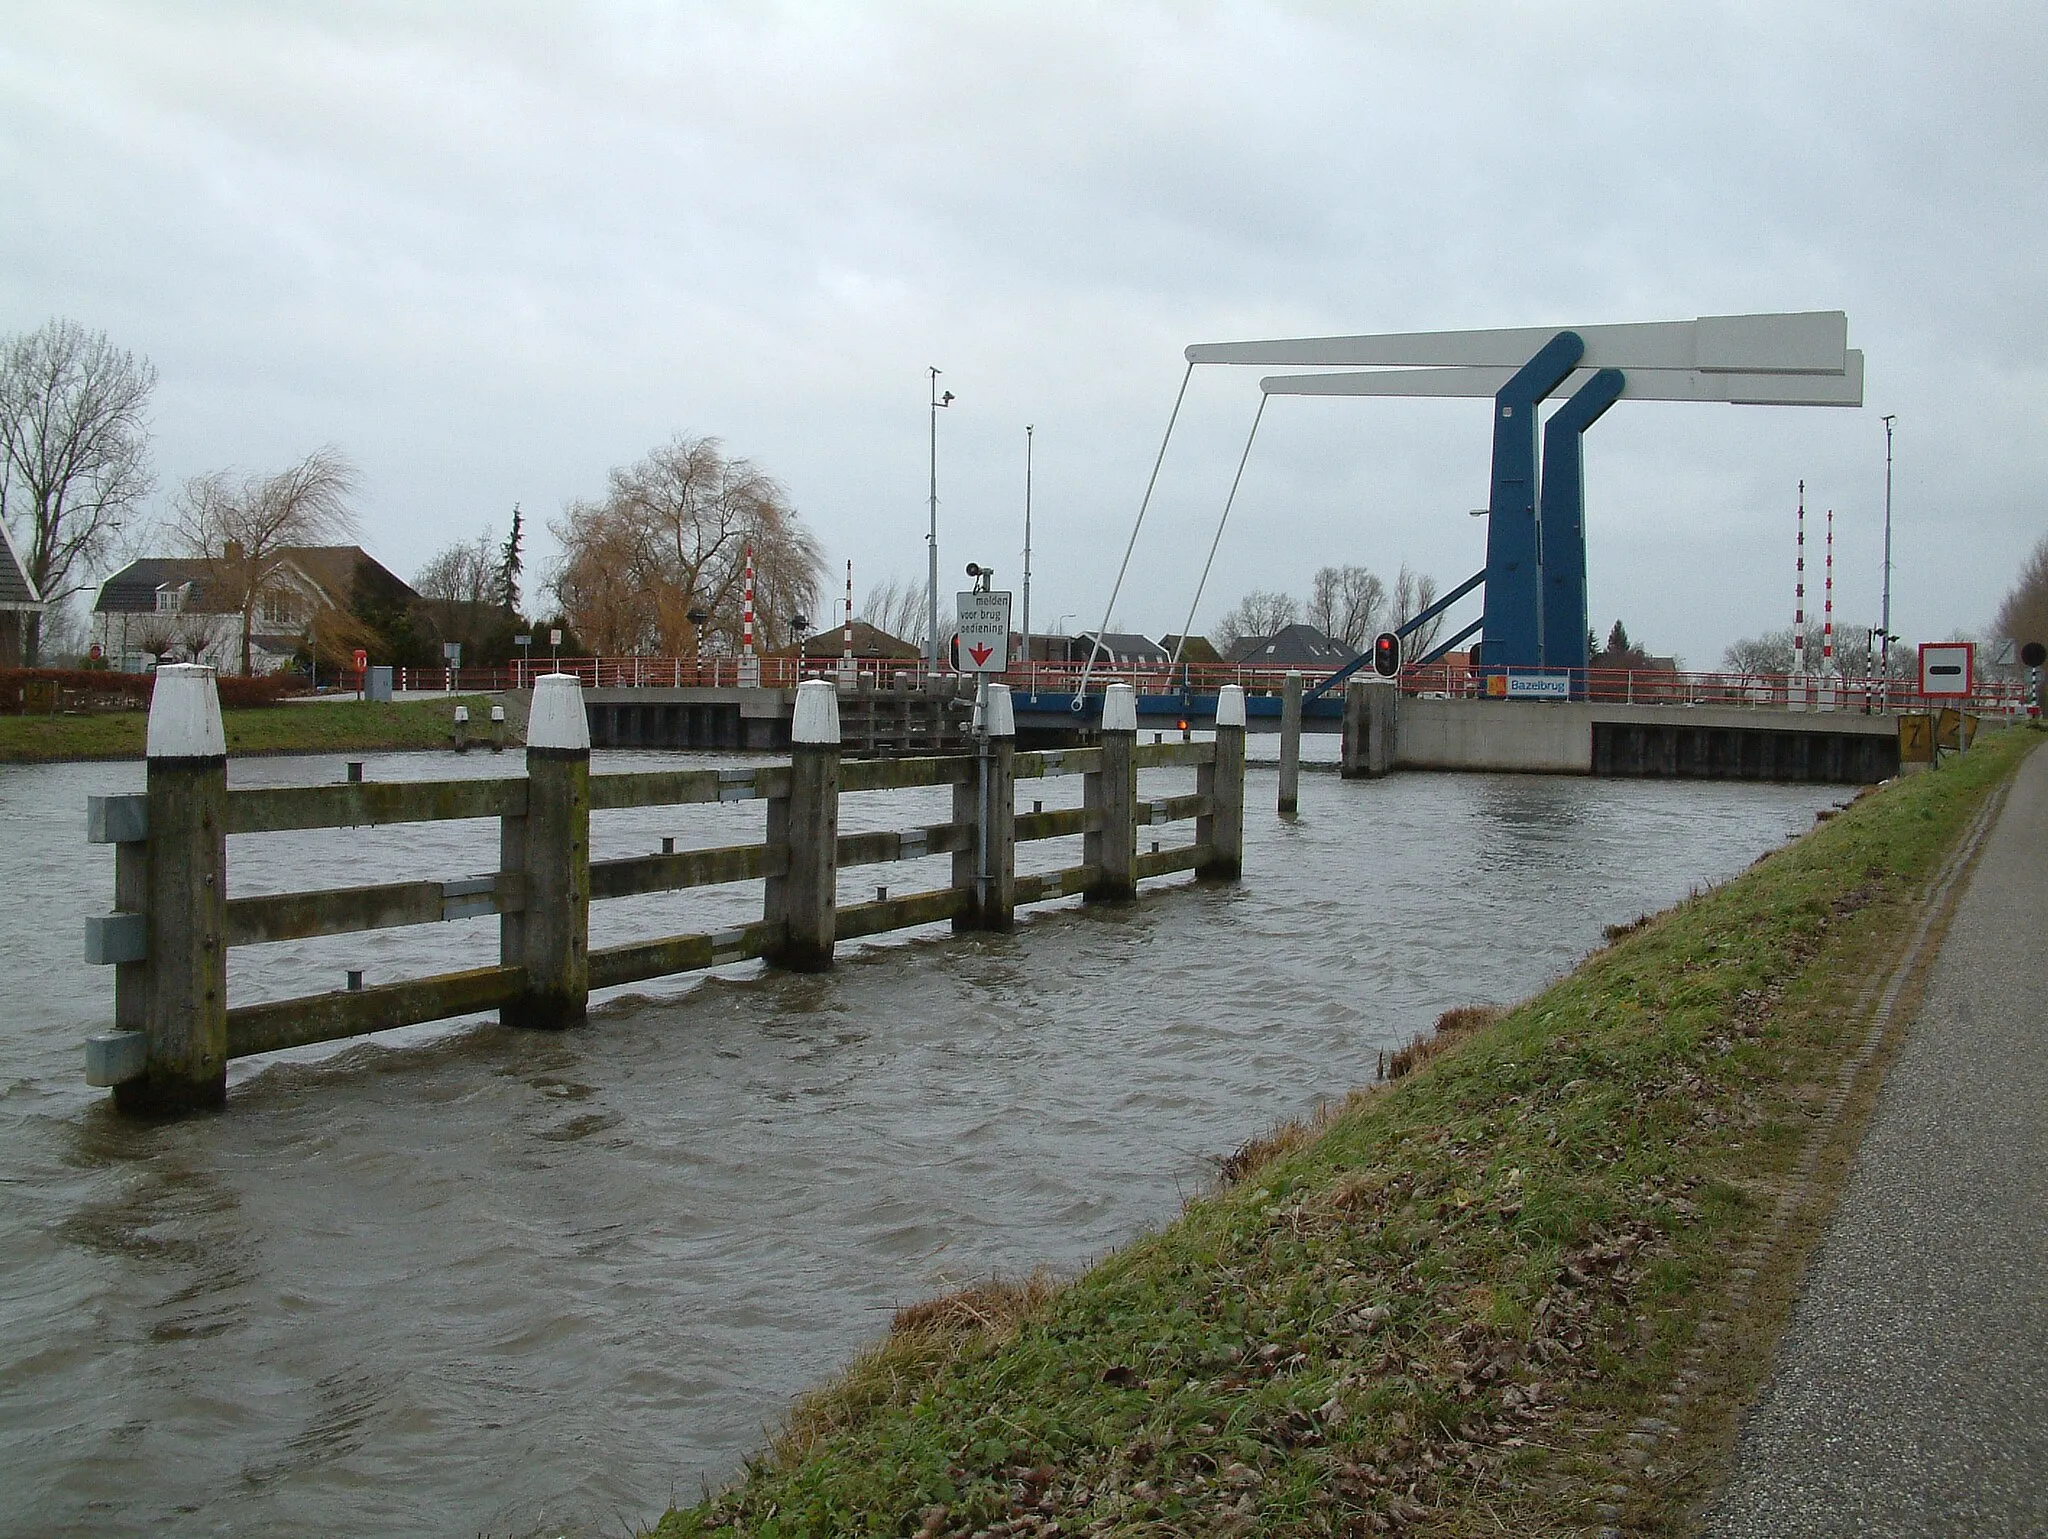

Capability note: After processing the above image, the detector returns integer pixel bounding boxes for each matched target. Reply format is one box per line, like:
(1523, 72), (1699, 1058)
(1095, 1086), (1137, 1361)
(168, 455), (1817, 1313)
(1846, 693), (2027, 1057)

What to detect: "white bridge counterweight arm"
(1259, 352), (1865, 408)
(1189, 311), (1849, 376)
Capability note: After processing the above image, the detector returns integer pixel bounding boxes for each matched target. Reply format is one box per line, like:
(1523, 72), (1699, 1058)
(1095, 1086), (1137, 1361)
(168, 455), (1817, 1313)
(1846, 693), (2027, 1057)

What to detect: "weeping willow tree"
(549, 435), (824, 657)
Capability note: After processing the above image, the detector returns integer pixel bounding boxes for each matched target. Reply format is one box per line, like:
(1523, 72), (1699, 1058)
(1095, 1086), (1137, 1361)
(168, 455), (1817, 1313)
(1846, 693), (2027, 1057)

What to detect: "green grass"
(655, 729), (2039, 1539)
(0, 695), (502, 762)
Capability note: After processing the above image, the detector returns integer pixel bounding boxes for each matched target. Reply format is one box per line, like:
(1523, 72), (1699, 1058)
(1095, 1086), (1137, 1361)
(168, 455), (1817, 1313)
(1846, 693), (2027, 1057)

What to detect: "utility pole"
(927, 367), (954, 675)
(1881, 414), (1896, 709)
(1022, 424), (1034, 692)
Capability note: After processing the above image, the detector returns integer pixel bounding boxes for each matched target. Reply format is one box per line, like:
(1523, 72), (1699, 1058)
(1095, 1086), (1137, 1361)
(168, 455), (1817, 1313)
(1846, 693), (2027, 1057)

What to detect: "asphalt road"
(1699, 739), (2048, 1537)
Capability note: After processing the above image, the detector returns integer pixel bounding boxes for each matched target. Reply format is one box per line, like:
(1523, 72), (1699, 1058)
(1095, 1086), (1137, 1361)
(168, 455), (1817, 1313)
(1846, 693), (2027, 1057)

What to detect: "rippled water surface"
(0, 745), (1844, 1537)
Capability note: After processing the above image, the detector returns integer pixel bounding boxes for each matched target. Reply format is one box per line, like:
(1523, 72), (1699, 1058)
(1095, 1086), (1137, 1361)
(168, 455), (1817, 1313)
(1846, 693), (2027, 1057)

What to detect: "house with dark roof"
(767, 618), (922, 662)
(1224, 622), (1360, 670)
(92, 546), (416, 673)
(1068, 631), (1171, 668)
(0, 520), (45, 667)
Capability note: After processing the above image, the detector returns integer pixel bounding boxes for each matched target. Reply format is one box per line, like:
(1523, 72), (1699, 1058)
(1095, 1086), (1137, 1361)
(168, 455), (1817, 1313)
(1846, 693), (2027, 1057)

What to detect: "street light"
(1881, 414), (1896, 708)
(927, 366), (954, 675)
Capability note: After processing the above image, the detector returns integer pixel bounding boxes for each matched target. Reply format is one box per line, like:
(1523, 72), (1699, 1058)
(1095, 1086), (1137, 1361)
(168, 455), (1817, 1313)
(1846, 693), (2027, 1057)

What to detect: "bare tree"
(1995, 532), (2048, 650)
(0, 319), (157, 661)
(174, 447), (359, 675)
(550, 435), (823, 656)
(415, 527), (506, 658)
(1213, 588), (1300, 654)
(1390, 566), (1442, 661)
(859, 574), (928, 648)
(1306, 564), (1387, 649)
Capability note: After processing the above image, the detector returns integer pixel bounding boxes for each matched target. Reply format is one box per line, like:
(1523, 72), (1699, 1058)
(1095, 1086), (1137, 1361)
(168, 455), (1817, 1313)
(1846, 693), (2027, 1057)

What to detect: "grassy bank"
(0, 695), (502, 763)
(656, 730), (2038, 1539)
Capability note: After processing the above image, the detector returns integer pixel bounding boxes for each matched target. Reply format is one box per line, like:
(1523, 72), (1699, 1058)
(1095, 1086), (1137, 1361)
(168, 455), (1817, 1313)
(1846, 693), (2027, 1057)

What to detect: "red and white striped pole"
(739, 543), (760, 687)
(1793, 482), (1806, 675)
(1823, 508), (1835, 673)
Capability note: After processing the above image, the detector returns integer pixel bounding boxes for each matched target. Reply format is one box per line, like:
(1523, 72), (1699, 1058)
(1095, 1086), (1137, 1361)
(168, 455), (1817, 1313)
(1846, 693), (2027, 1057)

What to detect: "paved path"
(1700, 741), (2048, 1537)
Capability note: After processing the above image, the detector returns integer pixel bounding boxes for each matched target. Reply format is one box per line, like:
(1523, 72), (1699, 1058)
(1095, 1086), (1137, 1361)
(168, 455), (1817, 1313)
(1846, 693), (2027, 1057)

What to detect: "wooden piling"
(765, 679), (840, 969)
(1279, 670), (1303, 814)
(1086, 683), (1138, 901)
(1198, 684), (1246, 879)
(956, 684), (1017, 930)
(117, 665), (229, 1114)
(501, 674), (590, 1029)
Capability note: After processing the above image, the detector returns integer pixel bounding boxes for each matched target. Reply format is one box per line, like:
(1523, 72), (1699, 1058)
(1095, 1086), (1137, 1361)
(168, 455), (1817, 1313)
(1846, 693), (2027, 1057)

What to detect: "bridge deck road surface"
(1698, 739), (2048, 1538)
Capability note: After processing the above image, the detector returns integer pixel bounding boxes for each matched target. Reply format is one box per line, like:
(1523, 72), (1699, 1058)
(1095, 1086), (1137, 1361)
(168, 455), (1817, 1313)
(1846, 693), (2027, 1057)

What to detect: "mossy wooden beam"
(1014, 747), (1104, 780)
(836, 821), (973, 870)
(1133, 843), (1208, 880)
(840, 755), (975, 793)
(589, 765), (791, 810)
(587, 920), (781, 991)
(1132, 740), (1216, 769)
(1014, 806), (1093, 842)
(224, 872), (527, 946)
(227, 777), (525, 834)
(833, 886), (972, 941)
(226, 964), (525, 1056)
(590, 842), (783, 901)
(1144, 792), (1211, 825)
(1011, 863), (1099, 906)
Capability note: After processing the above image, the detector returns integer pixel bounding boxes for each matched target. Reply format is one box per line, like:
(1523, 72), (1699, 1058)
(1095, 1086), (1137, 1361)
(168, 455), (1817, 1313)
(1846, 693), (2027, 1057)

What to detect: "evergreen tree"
(499, 504), (524, 615)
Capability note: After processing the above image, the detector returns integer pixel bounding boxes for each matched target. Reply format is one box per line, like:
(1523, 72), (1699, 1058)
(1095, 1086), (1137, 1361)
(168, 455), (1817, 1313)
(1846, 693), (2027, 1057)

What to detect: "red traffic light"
(1372, 632), (1401, 678)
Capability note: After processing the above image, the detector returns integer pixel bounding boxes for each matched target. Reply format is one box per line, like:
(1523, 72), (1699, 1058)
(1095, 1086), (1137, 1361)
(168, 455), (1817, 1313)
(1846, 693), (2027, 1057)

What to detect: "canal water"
(0, 745), (1844, 1537)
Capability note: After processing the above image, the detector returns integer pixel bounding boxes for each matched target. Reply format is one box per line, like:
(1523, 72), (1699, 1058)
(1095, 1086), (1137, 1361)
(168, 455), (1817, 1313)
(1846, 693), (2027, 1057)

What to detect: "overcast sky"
(4, 2), (2042, 665)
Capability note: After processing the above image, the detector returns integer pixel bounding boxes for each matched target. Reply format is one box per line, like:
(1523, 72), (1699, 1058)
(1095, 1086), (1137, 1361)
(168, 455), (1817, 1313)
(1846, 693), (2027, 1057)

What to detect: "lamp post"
(927, 366), (954, 675)
(1022, 424), (1034, 690)
(1881, 414), (1896, 709)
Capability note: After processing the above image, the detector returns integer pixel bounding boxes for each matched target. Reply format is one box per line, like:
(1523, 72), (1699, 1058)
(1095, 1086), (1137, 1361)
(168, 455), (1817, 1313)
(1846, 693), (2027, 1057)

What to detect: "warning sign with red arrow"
(954, 590), (1013, 674)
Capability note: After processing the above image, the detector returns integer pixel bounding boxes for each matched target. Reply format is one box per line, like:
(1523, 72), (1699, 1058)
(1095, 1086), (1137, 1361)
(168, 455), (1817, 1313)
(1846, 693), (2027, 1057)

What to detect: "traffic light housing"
(1372, 631), (1401, 678)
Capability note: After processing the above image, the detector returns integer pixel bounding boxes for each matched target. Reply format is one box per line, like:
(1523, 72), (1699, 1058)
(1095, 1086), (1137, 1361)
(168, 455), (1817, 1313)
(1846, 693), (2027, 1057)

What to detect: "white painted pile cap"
(792, 677), (841, 745)
(146, 663), (226, 760)
(528, 673), (590, 751)
(1101, 683), (1137, 733)
(1215, 684), (1246, 728)
(453, 705), (470, 724)
(984, 683), (1015, 739)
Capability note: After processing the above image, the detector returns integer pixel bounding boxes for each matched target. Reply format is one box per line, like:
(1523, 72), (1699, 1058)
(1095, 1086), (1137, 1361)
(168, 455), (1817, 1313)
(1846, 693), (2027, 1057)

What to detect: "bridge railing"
(327, 655), (2028, 717)
(80, 670), (1247, 1117)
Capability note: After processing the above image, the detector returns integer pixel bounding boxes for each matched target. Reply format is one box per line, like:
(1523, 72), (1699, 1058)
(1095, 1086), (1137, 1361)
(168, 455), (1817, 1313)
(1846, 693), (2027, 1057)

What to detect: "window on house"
(155, 585), (183, 614)
(261, 592), (295, 626)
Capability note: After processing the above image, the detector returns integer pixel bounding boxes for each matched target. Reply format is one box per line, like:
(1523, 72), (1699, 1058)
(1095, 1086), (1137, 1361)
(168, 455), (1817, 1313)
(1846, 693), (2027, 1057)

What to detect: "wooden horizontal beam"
(836, 821), (973, 870)
(226, 964), (525, 1057)
(225, 872), (526, 947)
(589, 842), (784, 902)
(841, 755), (975, 793)
(227, 778), (525, 834)
(589, 764), (791, 811)
(1144, 793), (1210, 825)
(1014, 747), (1104, 780)
(1012, 863), (1099, 906)
(1134, 843), (1208, 880)
(1015, 806), (1093, 842)
(588, 919), (781, 990)
(834, 885), (971, 940)
(1132, 741), (1216, 770)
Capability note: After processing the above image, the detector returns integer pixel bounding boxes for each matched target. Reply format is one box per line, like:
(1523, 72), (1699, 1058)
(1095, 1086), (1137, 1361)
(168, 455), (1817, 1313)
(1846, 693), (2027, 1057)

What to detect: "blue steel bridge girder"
(1538, 367), (1627, 683)
(1481, 331), (1584, 671)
